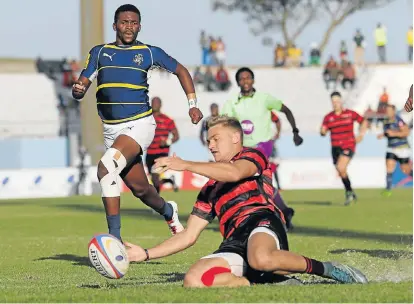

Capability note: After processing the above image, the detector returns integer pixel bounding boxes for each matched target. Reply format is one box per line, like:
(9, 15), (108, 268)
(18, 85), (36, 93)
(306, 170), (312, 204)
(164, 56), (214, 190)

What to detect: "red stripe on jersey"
(191, 148), (280, 239)
(322, 109), (363, 151)
(147, 113), (176, 155)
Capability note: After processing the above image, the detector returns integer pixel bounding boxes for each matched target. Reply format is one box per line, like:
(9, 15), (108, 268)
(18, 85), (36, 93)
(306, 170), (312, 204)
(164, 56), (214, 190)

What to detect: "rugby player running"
(125, 115), (367, 287)
(221, 67), (301, 229)
(145, 97), (180, 193)
(72, 4), (203, 241)
(320, 92), (368, 205)
(377, 104), (412, 196)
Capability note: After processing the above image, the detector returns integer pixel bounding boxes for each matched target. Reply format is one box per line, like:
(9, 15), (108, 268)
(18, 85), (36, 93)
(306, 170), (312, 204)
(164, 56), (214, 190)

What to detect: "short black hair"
(235, 67), (254, 83)
(330, 91), (341, 98)
(114, 4), (141, 23)
(210, 103), (218, 109)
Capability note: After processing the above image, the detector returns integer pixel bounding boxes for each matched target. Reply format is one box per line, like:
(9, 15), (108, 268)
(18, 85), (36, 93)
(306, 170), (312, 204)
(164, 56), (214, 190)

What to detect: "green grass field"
(0, 189), (412, 303)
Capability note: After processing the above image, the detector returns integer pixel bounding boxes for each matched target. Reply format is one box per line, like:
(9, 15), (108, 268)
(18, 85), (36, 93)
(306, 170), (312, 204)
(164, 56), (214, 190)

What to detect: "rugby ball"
(88, 234), (129, 279)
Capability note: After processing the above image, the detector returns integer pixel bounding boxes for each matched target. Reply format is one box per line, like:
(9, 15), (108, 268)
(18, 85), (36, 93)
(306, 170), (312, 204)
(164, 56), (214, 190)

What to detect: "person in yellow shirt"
(407, 26), (413, 62)
(374, 23), (387, 63)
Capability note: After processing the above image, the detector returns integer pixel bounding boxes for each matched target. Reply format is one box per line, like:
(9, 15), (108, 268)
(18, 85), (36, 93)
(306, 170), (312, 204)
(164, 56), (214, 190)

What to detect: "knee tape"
(100, 148), (127, 197)
(201, 267), (231, 287)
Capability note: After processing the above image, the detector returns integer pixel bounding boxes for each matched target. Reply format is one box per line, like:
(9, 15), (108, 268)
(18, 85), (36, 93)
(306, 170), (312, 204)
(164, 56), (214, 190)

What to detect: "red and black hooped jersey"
(147, 113), (176, 155)
(191, 148), (283, 239)
(322, 109), (363, 151)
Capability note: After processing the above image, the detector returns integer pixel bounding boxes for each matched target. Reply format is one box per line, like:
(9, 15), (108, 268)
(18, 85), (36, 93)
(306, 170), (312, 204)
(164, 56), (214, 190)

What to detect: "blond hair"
(207, 115), (243, 139)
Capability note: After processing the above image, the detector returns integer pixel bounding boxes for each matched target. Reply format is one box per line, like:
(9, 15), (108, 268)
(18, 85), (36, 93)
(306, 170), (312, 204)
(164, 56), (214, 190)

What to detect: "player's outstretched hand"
(293, 132), (303, 146)
(189, 108), (203, 124)
(124, 241), (146, 262)
(72, 80), (86, 98)
(154, 153), (188, 173)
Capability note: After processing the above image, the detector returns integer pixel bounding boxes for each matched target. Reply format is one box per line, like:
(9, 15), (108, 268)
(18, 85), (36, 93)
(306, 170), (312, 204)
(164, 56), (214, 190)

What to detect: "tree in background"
(212, 0), (395, 53)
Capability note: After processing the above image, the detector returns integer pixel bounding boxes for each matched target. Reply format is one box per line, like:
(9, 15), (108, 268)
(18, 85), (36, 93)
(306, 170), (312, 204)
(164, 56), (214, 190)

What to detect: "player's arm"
(271, 112), (281, 139)
(266, 95), (302, 145)
(404, 84), (413, 112)
(387, 121), (410, 137)
(155, 150), (264, 182)
(125, 214), (209, 262)
(150, 46), (203, 124)
(320, 115), (329, 136)
(72, 46), (99, 100)
(169, 120), (179, 145)
(352, 110), (368, 143)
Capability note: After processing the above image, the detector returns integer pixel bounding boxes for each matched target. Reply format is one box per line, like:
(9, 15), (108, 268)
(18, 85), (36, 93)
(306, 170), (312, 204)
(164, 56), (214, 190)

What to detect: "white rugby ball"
(88, 233), (129, 279)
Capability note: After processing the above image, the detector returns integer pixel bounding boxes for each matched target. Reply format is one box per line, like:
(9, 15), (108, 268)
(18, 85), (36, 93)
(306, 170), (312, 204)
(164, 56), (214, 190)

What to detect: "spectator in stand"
(364, 105), (376, 129)
(377, 87), (389, 125)
(323, 56), (340, 91)
(309, 42), (321, 66)
(286, 44), (302, 67)
(339, 40), (348, 61)
(215, 37), (226, 66)
(374, 23), (387, 63)
(204, 66), (216, 92)
(70, 59), (79, 73)
(274, 43), (285, 67)
(353, 29), (365, 67)
(215, 65), (231, 91)
(193, 66), (205, 89)
(200, 30), (210, 65)
(341, 61), (356, 90)
(209, 36), (218, 65)
(407, 26), (413, 62)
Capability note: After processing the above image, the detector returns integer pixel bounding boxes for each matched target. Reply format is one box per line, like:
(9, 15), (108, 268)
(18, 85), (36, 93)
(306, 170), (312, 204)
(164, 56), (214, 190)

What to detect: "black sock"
(386, 173), (393, 190)
(106, 214), (121, 241)
(154, 185), (160, 193)
(303, 256), (325, 276)
(341, 176), (352, 192)
(160, 201), (174, 221)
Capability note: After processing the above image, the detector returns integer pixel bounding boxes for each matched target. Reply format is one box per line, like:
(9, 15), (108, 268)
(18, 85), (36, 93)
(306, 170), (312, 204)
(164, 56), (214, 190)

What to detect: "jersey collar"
(237, 89), (256, 103)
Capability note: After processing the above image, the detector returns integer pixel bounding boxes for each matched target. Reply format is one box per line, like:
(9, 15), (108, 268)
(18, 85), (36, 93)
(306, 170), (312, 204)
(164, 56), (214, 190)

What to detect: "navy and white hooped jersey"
(80, 41), (178, 124)
(383, 115), (410, 148)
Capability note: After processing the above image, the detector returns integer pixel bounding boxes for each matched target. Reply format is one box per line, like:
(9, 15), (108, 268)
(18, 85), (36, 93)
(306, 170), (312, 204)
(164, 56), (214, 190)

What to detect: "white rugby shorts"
(200, 227), (281, 277)
(387, 146), (411, 159)
(102, 115), (156, 152)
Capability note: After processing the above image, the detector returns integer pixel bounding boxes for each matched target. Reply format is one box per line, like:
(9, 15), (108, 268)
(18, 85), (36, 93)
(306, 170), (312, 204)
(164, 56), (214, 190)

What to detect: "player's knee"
(248, 252), (274, 272)
(336, 166), (346, 177)
(97, 161), (108, 181)
(183, 273), (204, 288)
(98, 148), (127, 197)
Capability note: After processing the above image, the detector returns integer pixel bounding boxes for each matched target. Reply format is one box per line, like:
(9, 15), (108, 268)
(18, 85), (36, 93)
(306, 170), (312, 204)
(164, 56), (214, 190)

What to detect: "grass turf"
(0, 189), (412, 302)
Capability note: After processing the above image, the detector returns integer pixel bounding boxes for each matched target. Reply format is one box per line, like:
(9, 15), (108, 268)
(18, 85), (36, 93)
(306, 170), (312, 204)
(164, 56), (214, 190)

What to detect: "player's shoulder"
(89, 44), (106, 53)
(255, 91), (272, 99)
(324, 111), (335, 118)
(237, 147), (267, 162)
(142, 42), (165, 52)
(160, 113), (174, 122)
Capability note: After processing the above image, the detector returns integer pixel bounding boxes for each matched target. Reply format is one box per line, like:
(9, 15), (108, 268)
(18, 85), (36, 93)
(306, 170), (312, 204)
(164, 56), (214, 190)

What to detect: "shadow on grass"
(35, 254), (91, 267)
(329, 248), (413, 260)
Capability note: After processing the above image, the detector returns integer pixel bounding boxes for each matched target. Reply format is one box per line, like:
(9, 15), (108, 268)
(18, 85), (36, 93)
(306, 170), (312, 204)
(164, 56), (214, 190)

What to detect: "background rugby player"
(321, 92), (368, 205)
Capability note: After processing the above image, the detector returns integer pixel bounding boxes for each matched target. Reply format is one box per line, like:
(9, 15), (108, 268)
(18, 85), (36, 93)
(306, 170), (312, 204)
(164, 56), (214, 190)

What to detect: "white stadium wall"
(0, 65), (412, 197)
